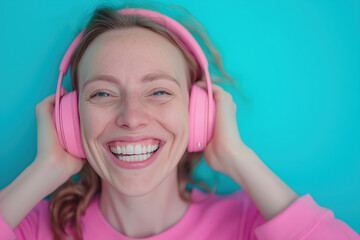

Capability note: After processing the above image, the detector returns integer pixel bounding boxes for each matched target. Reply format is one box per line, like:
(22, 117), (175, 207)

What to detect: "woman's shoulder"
(13, 198), (52, 239)
(190, 188), (265, 221)
(185, 188), (266, 239)
(14, 195), (101, 239)
(191, 187), (257, 209)
(34, 198), (51, 212)
(19, 198), (51, 222)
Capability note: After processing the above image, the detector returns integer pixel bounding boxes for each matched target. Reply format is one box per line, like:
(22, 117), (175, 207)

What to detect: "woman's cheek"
(79, 105), (113, 138)
(153, 102), (189, 136)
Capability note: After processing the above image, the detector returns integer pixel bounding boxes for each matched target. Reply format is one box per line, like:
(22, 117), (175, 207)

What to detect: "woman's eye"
(152, 90), (171, 96)
(88, 91), (115, 105)
(91, 91), (110, 98)
(153, 91), (166, 96)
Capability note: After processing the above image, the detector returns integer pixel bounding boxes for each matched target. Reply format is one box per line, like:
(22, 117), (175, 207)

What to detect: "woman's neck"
(99, 170), (190, 238)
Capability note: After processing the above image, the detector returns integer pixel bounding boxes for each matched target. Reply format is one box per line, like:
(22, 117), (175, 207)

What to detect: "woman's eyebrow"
(83, 73), (181, 89)
(83, 74), (118, 89)
(142, 73), (181, 89)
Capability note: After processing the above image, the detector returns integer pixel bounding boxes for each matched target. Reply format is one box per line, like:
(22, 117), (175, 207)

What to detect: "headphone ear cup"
(188, 85), (210, 152)
(58, 91), (86, 158)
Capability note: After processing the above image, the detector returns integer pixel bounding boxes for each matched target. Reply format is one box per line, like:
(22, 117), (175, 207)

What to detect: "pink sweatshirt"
(1, 188), (359, 239)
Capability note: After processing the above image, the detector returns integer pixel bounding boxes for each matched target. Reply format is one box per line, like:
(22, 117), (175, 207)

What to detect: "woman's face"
(77, 27), (190, 196)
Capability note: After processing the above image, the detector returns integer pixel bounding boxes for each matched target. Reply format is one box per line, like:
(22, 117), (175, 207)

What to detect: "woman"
(0, 3), (359, 240)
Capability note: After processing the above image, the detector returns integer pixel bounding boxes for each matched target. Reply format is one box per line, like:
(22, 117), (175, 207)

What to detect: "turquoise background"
(1, 0), (359, 234)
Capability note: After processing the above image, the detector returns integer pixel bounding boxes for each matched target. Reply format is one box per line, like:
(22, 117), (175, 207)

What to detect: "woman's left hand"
(197, 82), (250, 178)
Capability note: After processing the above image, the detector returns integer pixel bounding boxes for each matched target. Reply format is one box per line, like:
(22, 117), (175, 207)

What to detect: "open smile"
(106, 138), (164, 169)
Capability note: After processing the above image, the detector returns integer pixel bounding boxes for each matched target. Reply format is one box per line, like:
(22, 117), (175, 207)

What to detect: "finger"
(193, 81), (234, 106)
(35, 94), (59, 141)
(35, 94), (56, 123)
(194, 81), (223, 93)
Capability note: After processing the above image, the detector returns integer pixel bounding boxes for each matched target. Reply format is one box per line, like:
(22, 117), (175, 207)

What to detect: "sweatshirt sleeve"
(0, 212), (16, 240)
(0, 200), (50, 240)
(254, 194), (360, 240)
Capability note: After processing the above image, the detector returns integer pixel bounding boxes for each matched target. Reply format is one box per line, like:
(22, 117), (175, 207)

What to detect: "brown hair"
(49, 3), (236, 240)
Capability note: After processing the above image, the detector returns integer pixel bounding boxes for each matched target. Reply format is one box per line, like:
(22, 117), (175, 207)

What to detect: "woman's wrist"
(32, 155), (73, 189)
(225, 146), (299, 220)
(225, 144), (256, 189)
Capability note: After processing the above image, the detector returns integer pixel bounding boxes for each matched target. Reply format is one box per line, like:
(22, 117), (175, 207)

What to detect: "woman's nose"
(115, 97), (150, 130)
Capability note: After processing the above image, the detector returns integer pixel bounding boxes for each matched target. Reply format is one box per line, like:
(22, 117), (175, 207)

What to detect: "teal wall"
(1, 0), (359, 234)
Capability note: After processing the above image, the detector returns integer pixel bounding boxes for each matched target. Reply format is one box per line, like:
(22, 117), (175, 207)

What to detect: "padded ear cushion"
(59, 91), (86, 158)
(188, 85), (209, 152)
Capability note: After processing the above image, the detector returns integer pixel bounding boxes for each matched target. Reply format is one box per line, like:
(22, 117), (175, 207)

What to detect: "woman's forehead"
(77, 28), (190, 88)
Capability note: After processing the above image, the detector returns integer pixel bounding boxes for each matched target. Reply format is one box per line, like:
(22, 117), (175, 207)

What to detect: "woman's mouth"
(107, 139), (162, 169)
(109, 142), (160, 162)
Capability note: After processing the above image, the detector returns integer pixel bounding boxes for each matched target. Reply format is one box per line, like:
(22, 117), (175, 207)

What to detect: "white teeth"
(110, 143), (160, 156)
(126, 145), (134, 154)
(110, 147), (116, 153)
(134, 144), (142, 154)
(118, 153), (153, 162)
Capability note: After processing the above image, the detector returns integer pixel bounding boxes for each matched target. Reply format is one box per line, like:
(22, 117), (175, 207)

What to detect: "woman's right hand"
(34, 94), (85, 179)
(0, 94), (86, 230)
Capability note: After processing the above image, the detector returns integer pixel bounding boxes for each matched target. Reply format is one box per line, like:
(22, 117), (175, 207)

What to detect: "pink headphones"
(53, 8), (215, 158)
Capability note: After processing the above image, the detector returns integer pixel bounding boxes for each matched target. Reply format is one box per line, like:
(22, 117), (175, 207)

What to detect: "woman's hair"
(49, 3), (236, 240)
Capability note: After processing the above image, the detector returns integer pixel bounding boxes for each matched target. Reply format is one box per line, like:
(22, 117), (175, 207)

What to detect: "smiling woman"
(0, 2), (359, 240)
